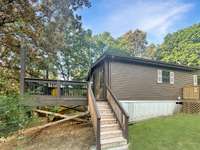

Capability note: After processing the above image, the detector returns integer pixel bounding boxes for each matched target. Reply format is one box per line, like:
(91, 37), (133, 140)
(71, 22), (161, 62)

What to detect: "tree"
(91, 32), (128, 59)
(38, 0), (91, 79)
(144, 44), (157, 59)
(117, 29), (148, 57)
(56, 29), (93, 80)
(157, 24), (200, 66)
(0, 0), (45, 94)
(59, 31), (130, 80)
(0, 0), (43, 74)
(0, 0), (91, 94)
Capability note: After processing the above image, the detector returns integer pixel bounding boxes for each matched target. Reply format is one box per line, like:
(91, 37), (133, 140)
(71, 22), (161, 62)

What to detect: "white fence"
(120, 100), (182, 122)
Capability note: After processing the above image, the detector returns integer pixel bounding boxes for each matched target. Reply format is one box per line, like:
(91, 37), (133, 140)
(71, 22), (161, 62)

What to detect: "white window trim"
(193, 75), (198, 86)
(157, 69), (162, 83)
(170, 72), (174, 84)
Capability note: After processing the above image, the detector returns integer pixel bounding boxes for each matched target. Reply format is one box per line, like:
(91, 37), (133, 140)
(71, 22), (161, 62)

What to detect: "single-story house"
(21, 52), (200, 149)
(88, 53), (200, 122)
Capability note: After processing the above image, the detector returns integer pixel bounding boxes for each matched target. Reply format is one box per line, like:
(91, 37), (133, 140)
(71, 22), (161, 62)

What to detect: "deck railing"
(24, 78), (87, 97)
(106, 85), (129, 141)
(88, 82), (101, 150)
(183, 85), (200, 100)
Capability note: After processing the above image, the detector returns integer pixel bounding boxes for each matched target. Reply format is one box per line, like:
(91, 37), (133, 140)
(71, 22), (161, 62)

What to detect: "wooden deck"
(23, 96), (87, 106)
(23, 78), (87, 106)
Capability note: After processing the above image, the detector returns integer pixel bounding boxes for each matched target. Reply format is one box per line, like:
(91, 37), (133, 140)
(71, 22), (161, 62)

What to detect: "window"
(157, 69), (174, 84)
(162, 70), (170, 83)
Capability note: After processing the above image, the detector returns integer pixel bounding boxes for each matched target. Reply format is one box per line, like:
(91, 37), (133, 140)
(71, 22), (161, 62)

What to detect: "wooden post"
(20, 44), (26, 95)
(97, 117), (101, 150)
(104, 60), (109, 99)
(57, 80), (61, 97)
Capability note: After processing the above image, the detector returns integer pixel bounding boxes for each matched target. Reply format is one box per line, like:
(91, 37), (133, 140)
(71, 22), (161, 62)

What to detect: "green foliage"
(117, 29), (148, 56)
(64, 31), (132, 80)
(38, 0), (91, 80)
(48, 106), (61, 113)
(57, 29), (150, 80)
(0, 95), (37, 137)
(0, 0), (91, 94)
(0, 67), (19, 95)
(0, 0), (150, 86)
(92, 32), (130, 57)
(157, 24), (200, 66)
(56, 30), (129, 80)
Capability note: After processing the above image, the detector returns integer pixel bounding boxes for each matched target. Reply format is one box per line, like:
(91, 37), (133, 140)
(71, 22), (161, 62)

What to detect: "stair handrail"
(88, 82), (101, 150)
(106, 85), (129, 141)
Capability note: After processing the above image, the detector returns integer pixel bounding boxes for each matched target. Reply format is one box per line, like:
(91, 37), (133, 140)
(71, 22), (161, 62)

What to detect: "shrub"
(0, 67), (19, 95)
(0, 95), (37, 137)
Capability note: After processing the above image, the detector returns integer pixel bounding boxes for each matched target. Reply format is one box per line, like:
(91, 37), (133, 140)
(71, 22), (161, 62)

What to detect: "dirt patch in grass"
(0, 121), (95, 150)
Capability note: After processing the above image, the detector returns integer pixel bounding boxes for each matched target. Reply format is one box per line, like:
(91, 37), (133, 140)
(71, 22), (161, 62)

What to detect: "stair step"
(100, 111), (113, 114)
(101, 130), (122, 139)
(101, 124), (120, 132)
(97, 104), (109, 107)
(101, 137), (127, 149)
(97, 101), (128, 149)
(97, 105), (110, 109)
(97, 101), (108, 104)
(101, 112), (114, 116)
(102, 144), (129, 150)
(98, 107), (112, 111)
(101, 114), (115, 119)
(97, 101), (109, 104)
(97, 102), (109, 105)
(101, 118), (117, 124)
(99, 109), (113, 114)
(100, 112), (113, 116)
(98, 107), (110, 111)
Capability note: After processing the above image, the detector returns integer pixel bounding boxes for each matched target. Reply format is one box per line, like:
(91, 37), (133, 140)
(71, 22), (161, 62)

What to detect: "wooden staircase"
(97, 101), (128, 150)
(88, 83), (129, 150)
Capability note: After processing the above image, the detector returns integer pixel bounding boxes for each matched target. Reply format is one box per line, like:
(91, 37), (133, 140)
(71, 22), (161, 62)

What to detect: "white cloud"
(91, 0), (193, 43)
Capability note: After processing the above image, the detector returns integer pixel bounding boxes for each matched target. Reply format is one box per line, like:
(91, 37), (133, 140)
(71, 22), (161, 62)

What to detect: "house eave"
(87, 53), (200, 80)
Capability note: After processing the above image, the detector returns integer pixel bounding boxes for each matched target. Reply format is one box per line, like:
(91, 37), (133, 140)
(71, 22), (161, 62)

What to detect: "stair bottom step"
(101, 137), (127, 149)
(101, 144), (129, 150)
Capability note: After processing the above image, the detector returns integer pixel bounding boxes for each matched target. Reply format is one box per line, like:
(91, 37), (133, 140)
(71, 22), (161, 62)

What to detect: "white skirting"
(120, 100), (182, 122)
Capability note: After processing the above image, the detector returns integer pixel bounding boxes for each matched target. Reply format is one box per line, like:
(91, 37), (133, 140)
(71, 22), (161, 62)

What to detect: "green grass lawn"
(129, 114), (200, 150)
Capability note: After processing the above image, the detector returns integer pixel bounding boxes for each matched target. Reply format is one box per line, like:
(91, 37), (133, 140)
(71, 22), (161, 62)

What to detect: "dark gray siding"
(92, 64), (105, 99)
(110, 61), (196, 100)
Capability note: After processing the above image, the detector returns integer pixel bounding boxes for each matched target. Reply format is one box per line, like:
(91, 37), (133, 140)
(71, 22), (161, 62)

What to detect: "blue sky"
(79, 0), (200, 44)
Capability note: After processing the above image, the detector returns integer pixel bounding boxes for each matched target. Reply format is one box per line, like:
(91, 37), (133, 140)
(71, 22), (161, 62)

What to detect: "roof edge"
(87, 52), (200, 80)
(108, 53), (200, 71)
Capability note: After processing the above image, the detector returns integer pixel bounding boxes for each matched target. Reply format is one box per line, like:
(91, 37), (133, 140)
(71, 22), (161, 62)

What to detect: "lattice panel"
(183, 102), (200, 113)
